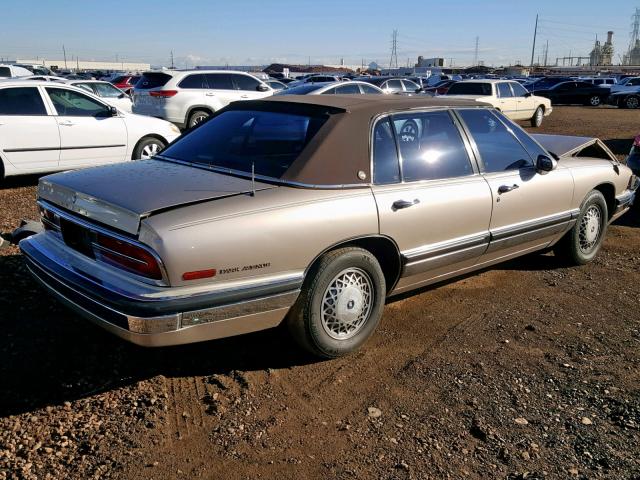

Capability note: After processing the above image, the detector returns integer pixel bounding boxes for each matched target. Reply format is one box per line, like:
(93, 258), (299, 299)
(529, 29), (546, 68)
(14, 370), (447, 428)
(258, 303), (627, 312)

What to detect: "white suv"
(132, 70), (273, 129)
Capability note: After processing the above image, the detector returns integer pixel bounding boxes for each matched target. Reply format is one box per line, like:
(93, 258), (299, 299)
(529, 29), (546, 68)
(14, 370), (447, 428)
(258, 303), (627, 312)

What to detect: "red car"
(423, 80), (457, 96)
(111, 75), (140, 95)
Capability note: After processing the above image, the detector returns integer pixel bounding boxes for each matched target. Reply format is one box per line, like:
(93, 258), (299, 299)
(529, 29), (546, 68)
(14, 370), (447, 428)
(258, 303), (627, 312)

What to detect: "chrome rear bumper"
(21, 234), (301, 347)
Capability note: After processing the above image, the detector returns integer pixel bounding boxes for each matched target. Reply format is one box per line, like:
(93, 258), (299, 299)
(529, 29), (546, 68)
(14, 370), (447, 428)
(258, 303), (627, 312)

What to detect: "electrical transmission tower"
(389, 29), (398, 70)
(473, 36), (479, 66)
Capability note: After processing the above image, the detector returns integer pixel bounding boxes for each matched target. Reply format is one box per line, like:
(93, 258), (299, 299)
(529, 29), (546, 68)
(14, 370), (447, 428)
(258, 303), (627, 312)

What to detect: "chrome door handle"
(240, 95), (249, 99)
(58, 120), (75, 126)
(392, 199), (420, 210)
(205, 92), (215, 96)
(498, 184), (519, 194)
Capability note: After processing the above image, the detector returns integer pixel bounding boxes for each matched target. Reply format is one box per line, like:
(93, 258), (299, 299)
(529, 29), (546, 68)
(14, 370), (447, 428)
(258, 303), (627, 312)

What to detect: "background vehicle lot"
(1, 106), (639, 479)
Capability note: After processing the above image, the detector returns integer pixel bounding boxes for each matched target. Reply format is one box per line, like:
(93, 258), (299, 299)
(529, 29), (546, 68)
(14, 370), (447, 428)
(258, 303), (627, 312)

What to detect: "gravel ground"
(0, 106), (639, 480)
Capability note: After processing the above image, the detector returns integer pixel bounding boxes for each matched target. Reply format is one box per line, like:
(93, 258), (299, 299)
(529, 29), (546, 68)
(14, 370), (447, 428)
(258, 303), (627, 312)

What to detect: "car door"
(496, 82), (518, 119)
(44, 86), (127, 168)
(511, 81), (536, 119)
(456, 108), (573, 264)
(205, 73), (237, 108)
(0, 85), (60, 172)
(371, 109), (493, 293)
(383, 79), (403, 94)
(231, 74), (271, 100)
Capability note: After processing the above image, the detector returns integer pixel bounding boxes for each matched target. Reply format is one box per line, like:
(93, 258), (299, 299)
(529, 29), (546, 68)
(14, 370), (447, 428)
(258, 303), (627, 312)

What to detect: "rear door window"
(385, 80), (403, 91)
(360, 84), (383, 94)
(391, 110), (473, 182)
(458, 109), (533, 172)
(497, 83), (513, 98)
(334, 84), (361, 94)
(178, 74), (208, 89)
(206, 74), (234, 90)
(0, 87), (47, 115)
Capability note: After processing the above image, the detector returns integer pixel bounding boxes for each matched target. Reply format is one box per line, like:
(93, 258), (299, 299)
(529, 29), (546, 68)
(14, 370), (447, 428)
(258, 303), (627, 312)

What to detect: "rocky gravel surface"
(0, 106), (639, 479)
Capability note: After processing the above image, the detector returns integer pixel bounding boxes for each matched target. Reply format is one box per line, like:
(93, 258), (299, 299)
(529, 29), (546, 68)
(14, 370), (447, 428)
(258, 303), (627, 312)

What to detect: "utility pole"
(170, 50), (175, 69)
(473, 36), (479, 66)
(389, 29), (398, 70)
(63, 44), (67, 69)
(543, 39), (549, 66)
(530, 14), (538, 67)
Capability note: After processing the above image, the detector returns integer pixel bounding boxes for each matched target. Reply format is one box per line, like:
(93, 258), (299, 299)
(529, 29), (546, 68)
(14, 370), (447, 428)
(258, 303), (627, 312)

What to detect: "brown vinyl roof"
(231, 95), (491, 187)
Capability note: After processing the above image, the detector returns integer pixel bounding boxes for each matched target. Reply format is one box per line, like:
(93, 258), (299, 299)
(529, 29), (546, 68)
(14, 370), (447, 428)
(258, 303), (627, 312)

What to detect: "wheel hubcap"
(140, 142), (161, 159)
(321, 268), (374, 340)
(536, 108), (543, 123)
(191, 114), (208, 126)
(578, 205), (602, 253)
(590, 96), (600, 106)
(628, 97), (639, 109)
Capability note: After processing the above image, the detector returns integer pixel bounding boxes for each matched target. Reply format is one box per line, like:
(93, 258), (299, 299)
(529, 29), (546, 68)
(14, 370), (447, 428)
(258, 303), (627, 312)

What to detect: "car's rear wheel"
(132, 136), (166, 160)
(587, 95), (602, 107)
(530, 106), (544, 127)
(624, 95), (640, 109)
(554, 190), (608, 265)
(287, 247), (386, 358)
(187, 109), (211, 129)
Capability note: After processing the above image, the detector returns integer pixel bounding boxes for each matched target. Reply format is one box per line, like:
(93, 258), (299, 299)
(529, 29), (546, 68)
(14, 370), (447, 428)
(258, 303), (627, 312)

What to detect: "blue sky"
(1, 0), (636, 67)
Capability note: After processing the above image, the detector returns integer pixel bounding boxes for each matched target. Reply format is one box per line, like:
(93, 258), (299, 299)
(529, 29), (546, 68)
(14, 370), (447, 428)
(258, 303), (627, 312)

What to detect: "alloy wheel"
(589, 96), (601, 106)
(626, 96), (639, 109)
(140, 142), (162, 159)
(320, 267), (374, 340)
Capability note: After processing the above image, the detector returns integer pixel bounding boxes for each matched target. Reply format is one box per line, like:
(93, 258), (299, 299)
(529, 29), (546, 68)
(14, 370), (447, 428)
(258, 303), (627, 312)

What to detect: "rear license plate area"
(60, 219), (95, 258)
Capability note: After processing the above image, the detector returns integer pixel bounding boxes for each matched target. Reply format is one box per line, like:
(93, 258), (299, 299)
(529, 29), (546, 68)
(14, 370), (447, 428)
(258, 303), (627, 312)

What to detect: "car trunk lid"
(530, 134), (618, 161)
(38, 159), (276, 236)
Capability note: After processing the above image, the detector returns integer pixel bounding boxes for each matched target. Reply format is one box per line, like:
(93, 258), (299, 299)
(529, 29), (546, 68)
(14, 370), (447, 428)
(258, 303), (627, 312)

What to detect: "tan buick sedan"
(21, 96), (637, 357)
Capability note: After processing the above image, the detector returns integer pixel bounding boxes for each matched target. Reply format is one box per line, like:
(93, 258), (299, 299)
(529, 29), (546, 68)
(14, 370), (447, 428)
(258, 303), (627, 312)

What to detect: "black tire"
(132, 136), (166, 160)
(624, 95), (640, 109)
(554, 190), (608, 265)
(287, 247), (386, 358)
(587, 95), (602, 107)
(530, 106), (544, 128)
(187, 109), (211, 129)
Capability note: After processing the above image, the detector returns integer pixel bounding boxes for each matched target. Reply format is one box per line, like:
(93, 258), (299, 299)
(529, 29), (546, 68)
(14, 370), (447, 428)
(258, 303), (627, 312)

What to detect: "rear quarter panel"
(141, 186), (380, 287)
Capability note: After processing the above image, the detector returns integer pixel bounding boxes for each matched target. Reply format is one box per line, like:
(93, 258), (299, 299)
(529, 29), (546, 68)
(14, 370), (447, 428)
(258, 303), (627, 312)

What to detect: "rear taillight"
(149, 90), (178, 98)
(93, 233), (163, 280)
(40, 207), (61, 232)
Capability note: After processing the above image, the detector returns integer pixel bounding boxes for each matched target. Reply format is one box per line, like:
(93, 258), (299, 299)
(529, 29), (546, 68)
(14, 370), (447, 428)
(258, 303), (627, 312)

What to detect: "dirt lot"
(0, 106), (639, 480)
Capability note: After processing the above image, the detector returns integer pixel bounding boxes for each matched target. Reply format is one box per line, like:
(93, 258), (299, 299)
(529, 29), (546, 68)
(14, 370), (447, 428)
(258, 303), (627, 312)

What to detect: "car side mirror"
(415, 87), (423, 93)
(257, 84), (270, 92)
(524, 91), (532, 97)
(536, 154), (556, 173)
(109, 106), (118, 116)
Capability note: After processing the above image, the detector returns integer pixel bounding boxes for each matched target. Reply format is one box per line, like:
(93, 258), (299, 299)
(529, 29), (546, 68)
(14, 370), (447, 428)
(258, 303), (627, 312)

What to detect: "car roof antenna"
(251, 161), (256, 197)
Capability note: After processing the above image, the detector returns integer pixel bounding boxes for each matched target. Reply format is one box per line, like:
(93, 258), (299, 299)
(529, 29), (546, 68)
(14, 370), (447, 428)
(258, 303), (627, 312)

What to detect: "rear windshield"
(446, 82), (492, 95)
(0, 67), (11, 78)
(135, 72), (172, 90)
(160, 109), (328, 178)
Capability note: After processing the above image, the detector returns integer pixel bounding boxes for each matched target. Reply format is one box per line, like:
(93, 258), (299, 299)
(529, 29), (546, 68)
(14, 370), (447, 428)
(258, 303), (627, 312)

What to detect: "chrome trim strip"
(38, 199), (170, 286)
(487, 222), (572, 253)
(490, 211), (576, 241)
(402, 232), (490, 262)
(403, 243), (488, 277)
(4, 144), (126, 153)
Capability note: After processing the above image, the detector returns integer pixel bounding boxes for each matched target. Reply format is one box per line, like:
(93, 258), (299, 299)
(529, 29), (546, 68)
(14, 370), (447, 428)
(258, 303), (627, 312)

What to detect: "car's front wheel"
(530, 106), (544, 128)
(624, 95), (640, 109)
(554, 190), (608, 265)
(132, 136), (166, 160)
(288, 247), (386, 358)
(587, 95), (602, 107)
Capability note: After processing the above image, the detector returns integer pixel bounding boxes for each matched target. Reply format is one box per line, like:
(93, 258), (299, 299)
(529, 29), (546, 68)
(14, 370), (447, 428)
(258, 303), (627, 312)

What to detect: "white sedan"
(0, 81), (180, 179)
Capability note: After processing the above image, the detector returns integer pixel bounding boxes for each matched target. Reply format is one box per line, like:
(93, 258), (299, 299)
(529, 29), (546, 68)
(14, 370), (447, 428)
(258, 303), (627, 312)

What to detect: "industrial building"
(14, 58), (150, 72)
(589, 31), (614, 66)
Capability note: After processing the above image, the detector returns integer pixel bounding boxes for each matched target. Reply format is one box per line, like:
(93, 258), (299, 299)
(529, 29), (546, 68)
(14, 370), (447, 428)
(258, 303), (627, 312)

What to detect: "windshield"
(160, 109), (328, 178)
(446, 82), (492, 95)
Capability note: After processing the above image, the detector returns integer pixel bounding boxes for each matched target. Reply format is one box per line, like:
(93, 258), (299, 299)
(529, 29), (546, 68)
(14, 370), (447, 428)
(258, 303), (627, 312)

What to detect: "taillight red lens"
(149, 90), (178, 98)
(94, 234), (163, 280)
